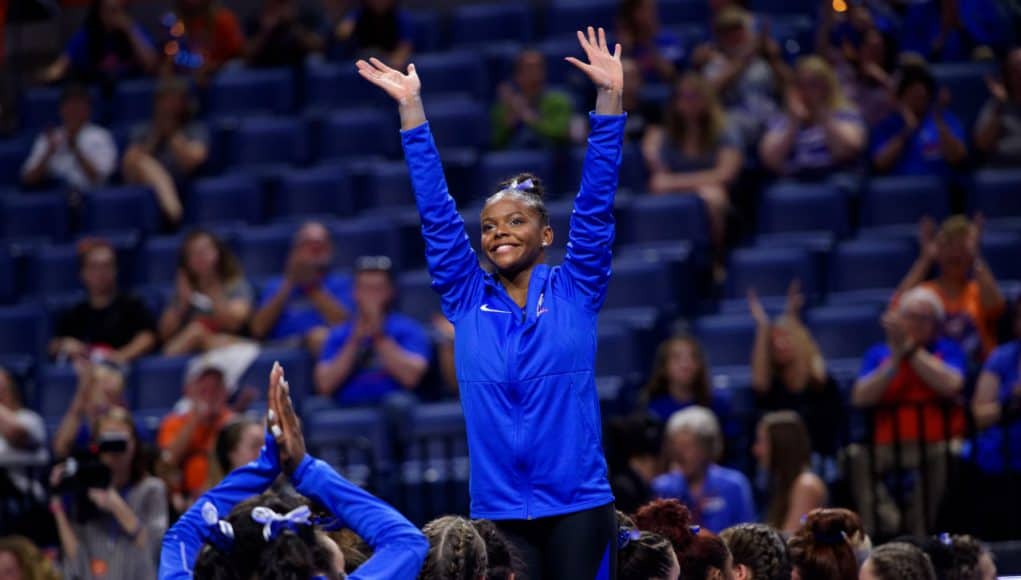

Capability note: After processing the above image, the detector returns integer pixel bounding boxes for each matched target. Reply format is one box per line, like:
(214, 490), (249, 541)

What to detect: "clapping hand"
(267, 361), (306, 474)
(565, 27), (623, 94)
(747, 288), (770, 327)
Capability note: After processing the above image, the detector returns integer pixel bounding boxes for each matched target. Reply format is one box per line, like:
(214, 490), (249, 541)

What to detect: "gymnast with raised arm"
(357, 26), (626, 579)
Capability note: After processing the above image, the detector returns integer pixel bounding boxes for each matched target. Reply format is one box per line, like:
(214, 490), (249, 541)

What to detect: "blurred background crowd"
(0, 0), (1020, 577)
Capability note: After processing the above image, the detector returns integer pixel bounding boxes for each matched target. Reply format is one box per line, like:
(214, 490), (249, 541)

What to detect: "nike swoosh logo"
(480, 304), (512, 314)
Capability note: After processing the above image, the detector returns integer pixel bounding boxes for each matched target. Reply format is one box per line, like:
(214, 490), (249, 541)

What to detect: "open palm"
(356, 57), (421, 102)
(566, 27), (623, 93)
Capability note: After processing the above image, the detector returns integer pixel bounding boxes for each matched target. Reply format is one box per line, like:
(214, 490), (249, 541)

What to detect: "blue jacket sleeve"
(400, 122), (484, 321)
(561, 113), (626, 312)
(157, 433), (281, 579)
(291, 456), (428, 580)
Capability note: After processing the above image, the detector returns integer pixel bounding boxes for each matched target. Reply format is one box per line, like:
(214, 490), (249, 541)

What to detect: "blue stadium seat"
(805, 305), (883, 360)
(693, 314), (756, 367)
(660, 0), (710, 26)
(970, 169), (1021, 219)
(239, 348), (312, 406)
(32, 244), (81, 296)
(414, 52), (487, 100)
(138, 235), (183, 285)
(0, 137), (32, 185)
(828, 239), (915, 303)
(19, 87), (62, 130)
(605, 258), (677, 312)
(330, 217), (403, 271)
(273, 165), (355, 219)
(82, 185), (161, 234)
(109, 78), (156, 127)
(596, 323), (639, 379)
(304, 407), (390, 483)
(451, 3), (533, 46)
(230, 117), (306, 168)
(860, 176), (949, 227)
(1, 193), (69, 242)
(400, 402), (470, 522)
(408, 10), (443, 53)
(725, 246), (818, 300)
(478, 150), (554, 195)
(131, 356), (189, 410)
(0, 246), (15, 304)
(619, 194), (710, 248)
(206, 68), (295, 117)
(982, 231), (1021, 282)
(749, 0), (817, 15)
(398, 269), (441, 324)
(38, 365), (78, 419)
(932, 62), (994, 130)
(315, 108), (396, 162)
(189, 174), (264, 225)
(234, 224), (293, 279)
(424, 99), (488, 150)
(546, 0), (618, 37)
(0, 305), (46, 358)
(759, 181), (849, 237)
(361, 161), (413, 211)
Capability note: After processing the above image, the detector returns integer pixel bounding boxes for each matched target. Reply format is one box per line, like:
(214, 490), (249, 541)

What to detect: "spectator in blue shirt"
(313, 256), (430, 409)
(870, 59), (968, 177)
(652, 406), (756, 533)
(250, 222), (352, 355)
(38, 0), (157, 85)
(971, 307), (1021, 474)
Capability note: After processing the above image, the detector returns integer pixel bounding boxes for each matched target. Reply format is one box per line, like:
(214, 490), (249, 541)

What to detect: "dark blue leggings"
(496, 502), (617, 580)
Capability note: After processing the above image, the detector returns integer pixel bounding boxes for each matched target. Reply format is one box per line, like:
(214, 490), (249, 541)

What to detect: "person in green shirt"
(491, 49), (574, 149)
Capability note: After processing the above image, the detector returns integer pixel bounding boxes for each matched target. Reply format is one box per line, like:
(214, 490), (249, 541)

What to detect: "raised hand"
(356, 57), (421, 104)
(267, 361), (306, 474)
(747, 288), (770, 327)
(565, 27), (623, 94)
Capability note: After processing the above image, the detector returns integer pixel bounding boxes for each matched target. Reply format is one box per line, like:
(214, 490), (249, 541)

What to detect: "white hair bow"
(251, 505), (312, 541)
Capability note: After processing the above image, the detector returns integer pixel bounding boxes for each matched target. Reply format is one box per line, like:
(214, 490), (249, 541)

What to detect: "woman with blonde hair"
(748, 280), (843, 457)
(751, 411), (827, 533)
(642, 72), (743, 256)
(0, 535), (60, 580)
(759, 55), (866, 179)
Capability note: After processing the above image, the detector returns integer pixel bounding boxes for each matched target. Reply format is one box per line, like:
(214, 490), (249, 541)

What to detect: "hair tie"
(939, 532), (952, 546)
(510, 178), (534, 191)
(617, 528), (641, 549)
(251, 505), (312, 541)
(690, 525), (701, 535)
(201, 501), (235, 552)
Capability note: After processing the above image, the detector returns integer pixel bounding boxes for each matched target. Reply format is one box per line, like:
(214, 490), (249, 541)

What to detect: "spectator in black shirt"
(49, 239), (157, 365)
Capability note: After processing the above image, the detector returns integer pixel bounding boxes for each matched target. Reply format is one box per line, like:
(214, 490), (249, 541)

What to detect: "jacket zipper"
(500, 292), (531, 520)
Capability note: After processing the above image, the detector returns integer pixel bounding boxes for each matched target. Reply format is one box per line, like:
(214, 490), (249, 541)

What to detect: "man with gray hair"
(850, 286), (967, 536)
(651, 406), (756, 532)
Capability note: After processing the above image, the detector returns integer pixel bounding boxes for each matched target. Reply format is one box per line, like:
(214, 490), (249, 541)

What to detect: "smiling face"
(480, 195), (552, 276)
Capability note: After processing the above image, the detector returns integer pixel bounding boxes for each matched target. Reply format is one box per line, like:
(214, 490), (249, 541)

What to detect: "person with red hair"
(633, 499), (736, 580)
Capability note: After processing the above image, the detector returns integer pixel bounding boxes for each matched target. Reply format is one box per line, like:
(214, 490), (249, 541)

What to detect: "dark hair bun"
(497, 172), (545, 200)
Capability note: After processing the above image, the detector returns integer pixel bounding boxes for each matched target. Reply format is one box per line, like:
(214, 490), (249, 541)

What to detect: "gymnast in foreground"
(357, 25), (626, 579)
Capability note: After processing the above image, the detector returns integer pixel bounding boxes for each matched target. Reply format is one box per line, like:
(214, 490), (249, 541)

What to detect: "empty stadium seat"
(827, 239), (915, 304)
(982, 231), (1021, 282)
(19, 87), (62, 130)
(605, 258), (678, 312)
(131, 356), (189, 410)
(805, 305), (883, 360)
(596, 323), (640, 379)
(305, 62), (388, 110)
(329, 217), (403, 271)
(749, 0), (817, 15)
(759, 181), (849, 237)
(239, 348), (312, 406)
(138, 235), (184, 285)
(725, 246), (818, 300)
(408, 10), (443, 53)
(273, 165), (355, 219)
(189, 175), (264, 225)
(109, 78), (157, 127)
(1, 193), (69, 242)
(660, 0), (710, 26)
(82, 185), (161, 235)
(398, 269), (441, 324)
(399, 401), (470, 524)
(478, 150), (555, 195)
(425, 99), (488, 150)
(229, 117), (307, 168)
(315, 108), (397, 162)
(0, 305), (46, 358)
(932, 62), (995, 130)
(0, 138), (32, 185)
(971, 169), (1021, 219)
(206, 68), (295, 118)
(234, 224), (294, 279)
(361, 161), (414, 211)
(693, 314), (756, 367)
(619, 194), (710, 248)
(860, 176), (949, 227)
(414, 52), (488, 100)
(546, 0), (618, 37)
(38, 365), (78, 419)
(451, 3), (533, 46)
(304, 406), (390, 484)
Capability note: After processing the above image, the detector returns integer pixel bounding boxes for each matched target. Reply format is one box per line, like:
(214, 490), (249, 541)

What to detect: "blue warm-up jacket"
(158, 432), (427, 579)
(401, 112), (626, 521)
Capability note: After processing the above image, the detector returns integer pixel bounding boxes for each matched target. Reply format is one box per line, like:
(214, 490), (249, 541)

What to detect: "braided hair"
(471, 519), (526, 580)
(867, 542), (937, 580)
(720, 524), (791, 580)
(633, 499), (731, 580)
(419, 515), (487, 580)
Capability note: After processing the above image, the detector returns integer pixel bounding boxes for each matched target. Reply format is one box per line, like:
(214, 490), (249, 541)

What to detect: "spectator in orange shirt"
(168, 0), (245, 82)
(850, 286), (966, 536)
(895, 215), (1006, 368)
(156, 359), (234, 507)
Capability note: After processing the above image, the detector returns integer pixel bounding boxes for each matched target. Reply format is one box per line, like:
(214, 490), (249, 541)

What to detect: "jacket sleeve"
(157, 433), (281, 579)
(400, 122), (484, 321)
(561, 113), (626, 312)
(291, 456), (428, 580)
